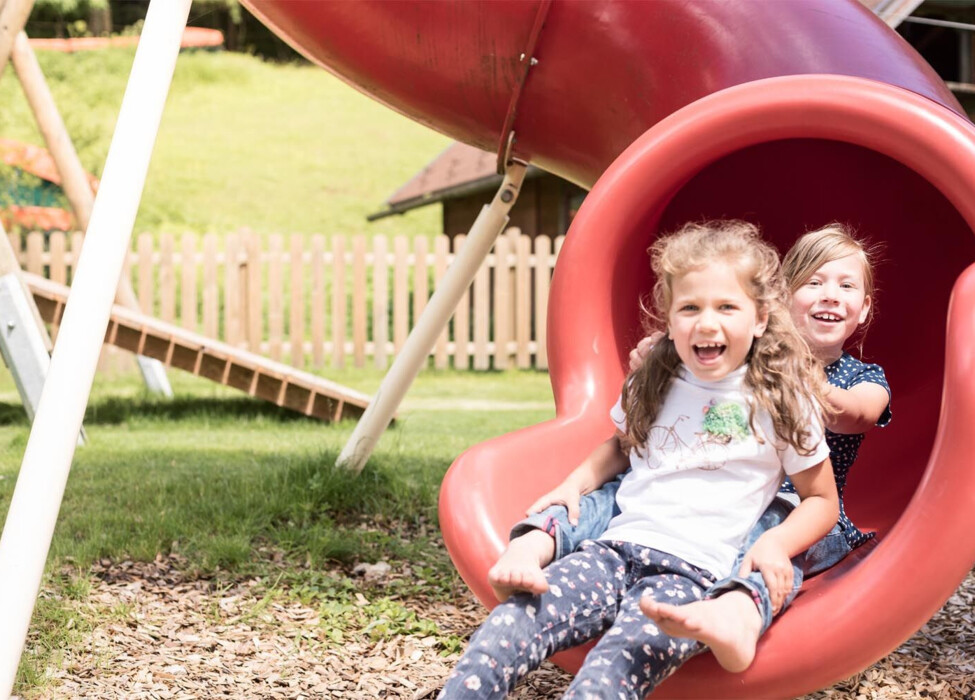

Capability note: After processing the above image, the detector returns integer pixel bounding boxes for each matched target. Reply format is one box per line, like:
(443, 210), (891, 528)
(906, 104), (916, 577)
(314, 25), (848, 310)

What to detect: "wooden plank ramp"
(22, 272), (377, 423)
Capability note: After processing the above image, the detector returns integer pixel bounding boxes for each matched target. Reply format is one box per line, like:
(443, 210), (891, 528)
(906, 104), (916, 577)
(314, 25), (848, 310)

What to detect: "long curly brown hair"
(621, 220), (830, 456)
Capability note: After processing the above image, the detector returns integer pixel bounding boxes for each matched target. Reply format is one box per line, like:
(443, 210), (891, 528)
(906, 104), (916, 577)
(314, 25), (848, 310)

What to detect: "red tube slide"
(242, 2), (975, 696)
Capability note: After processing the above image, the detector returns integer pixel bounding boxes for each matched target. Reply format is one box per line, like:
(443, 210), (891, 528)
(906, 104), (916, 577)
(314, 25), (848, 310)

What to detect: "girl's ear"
(858, 295), (872, 325)
(754, 307), (770, 338)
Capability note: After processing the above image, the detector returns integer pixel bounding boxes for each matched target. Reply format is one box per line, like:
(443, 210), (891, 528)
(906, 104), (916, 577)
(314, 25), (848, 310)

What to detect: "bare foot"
(640, 590), (762, 672)
(488, 529), (556, 602)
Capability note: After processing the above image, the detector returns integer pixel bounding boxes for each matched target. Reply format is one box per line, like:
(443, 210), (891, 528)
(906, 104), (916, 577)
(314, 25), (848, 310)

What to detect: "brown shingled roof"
(368, 142), (539, 221)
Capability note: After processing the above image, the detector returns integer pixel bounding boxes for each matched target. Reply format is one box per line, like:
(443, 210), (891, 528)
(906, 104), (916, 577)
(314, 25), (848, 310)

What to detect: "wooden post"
(311, 234), (325, 368)
(0, 0), (34, 79)
(289, 234), (304, 367)
(352, 235), (367, 367)
(11, 29), (173, 396)
(0, 0), (48, 351)
(268, 234), (284, 361)
(372, 235), (389, 369)
(453, 234), (470, 370)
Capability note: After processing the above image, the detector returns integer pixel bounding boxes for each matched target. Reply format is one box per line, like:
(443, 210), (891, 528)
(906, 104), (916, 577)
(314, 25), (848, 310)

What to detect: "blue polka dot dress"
(781, 353), (892, 549)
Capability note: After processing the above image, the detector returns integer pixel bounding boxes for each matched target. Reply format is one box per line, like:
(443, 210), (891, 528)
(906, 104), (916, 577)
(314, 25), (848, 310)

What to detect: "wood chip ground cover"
(24, 556), (974, 699)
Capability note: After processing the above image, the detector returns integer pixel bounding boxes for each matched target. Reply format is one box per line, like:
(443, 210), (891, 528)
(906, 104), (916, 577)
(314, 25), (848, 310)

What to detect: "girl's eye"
(719, 303), (737, 311)
(680, 304), (698, 312)
(806, 279), (822, 287)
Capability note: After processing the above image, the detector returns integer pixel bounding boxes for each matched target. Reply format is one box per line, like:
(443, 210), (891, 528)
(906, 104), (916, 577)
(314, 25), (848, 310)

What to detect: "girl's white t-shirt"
(599, 364), (829, 578)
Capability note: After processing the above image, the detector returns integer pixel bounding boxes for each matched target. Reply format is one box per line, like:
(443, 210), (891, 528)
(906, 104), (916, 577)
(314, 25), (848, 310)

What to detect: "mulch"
(26, 555), (974, 699)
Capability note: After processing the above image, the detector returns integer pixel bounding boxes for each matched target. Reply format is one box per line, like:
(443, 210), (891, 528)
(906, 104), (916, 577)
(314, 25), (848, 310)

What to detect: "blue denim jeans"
(510, 478), (852, 633)
(509, 474), (624, 560)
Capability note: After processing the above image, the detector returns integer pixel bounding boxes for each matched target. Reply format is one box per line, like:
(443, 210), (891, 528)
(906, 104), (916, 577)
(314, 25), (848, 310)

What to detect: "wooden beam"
(10, 28), (174, 395)
(0, 0), (34, 79)
(23, 271), (376, 422)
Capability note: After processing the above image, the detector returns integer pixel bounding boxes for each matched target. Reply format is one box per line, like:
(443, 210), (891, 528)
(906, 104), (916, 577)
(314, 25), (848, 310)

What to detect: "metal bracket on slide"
(496, 0), (552, 174)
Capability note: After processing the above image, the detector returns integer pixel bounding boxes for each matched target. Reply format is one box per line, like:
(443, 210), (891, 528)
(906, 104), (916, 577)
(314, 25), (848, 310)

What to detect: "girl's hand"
(526, 482), (585, 525)
(628, 331), (665, 372)
(738, 531), (794, 615)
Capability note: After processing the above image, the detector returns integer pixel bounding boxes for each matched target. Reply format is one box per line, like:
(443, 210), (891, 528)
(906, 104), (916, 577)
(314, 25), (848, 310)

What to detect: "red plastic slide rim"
(549, 73), (975, 695)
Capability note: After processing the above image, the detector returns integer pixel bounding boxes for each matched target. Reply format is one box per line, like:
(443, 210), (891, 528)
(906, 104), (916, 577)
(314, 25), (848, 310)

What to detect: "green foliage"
(193, 0), (242, 24)
(33, 0), (107, 14)
(0, 48), (448, 238)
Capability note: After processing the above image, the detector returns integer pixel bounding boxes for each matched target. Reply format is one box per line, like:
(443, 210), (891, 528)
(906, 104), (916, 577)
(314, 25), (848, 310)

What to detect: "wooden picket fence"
(9, 228), (564, 371)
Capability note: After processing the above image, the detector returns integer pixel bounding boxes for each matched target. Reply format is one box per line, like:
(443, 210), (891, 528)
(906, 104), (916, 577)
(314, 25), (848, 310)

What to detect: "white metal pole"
(0, 1), (191, 695)
(337, 162), (527, 472)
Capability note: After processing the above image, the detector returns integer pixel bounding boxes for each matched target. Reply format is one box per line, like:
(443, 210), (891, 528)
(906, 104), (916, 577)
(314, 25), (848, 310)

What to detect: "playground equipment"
(240, 1), (975, 697)
(24, 271), (371, 421)
(0, 0), (172, 400)
(0, 3), (372, 694)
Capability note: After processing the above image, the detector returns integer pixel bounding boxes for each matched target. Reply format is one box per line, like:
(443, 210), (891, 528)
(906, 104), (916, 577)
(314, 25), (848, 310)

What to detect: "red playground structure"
(253, 1), (975, 697)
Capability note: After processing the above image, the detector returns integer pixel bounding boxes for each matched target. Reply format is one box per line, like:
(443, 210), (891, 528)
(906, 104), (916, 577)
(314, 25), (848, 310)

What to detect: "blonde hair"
(782, 223), (879, 354)
(622, 220), (829, 456)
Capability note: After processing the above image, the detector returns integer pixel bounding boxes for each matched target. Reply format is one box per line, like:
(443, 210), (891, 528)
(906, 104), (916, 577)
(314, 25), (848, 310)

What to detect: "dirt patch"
(27, 557), (974, 699)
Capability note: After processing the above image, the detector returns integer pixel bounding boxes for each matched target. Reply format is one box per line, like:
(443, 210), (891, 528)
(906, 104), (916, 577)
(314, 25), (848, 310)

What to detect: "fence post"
(433, 236), (449, 369)
(453, 234), (470, 370)
(160, 233), (175, 324)
(268, 234), (284, 360)
(534, 234), (552, 370)
(515, 230), (531, 369)
(202, 233), (218, 338)
(493, 233), (510, 370)
(289, 234), (304, 367)
(373, 235), (389, 369)
(331, 235), (346, 367)
(393, 235), (408, 354)
(181, 233), (197, 331)
(311, 234), (326, 368)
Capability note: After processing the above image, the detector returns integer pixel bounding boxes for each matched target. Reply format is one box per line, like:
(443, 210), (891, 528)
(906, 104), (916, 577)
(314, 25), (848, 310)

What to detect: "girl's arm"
(525, 434), (630, 525)
(738, 458), (839, 613)
(824, 382), (890, 434)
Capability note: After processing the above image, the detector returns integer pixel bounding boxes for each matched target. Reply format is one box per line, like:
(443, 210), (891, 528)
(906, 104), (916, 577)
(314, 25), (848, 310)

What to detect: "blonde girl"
(439, 221), (838, 699)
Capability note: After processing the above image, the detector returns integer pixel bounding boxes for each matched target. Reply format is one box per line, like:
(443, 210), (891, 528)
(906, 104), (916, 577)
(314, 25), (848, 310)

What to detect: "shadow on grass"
(82, 396), (319, 425)
(0, 403), (28, 426)
(0, 396), (317, 427)
(0, 396), (334, 426)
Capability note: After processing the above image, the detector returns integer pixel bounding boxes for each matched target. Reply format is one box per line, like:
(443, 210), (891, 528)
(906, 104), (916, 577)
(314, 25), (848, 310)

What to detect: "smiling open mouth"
(694, 343), (726, 361)
(812, 312), (844, 323)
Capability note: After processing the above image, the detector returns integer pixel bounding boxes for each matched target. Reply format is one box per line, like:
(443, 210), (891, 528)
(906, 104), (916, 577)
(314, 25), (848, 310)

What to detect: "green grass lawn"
(0, 47), (450, 238)
(0, 366), (555, 692)
(0, 43), (539, 695)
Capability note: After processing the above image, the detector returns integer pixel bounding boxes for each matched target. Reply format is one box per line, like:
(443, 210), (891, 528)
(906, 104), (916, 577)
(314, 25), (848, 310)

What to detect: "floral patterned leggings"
(438, 540), (715, 700)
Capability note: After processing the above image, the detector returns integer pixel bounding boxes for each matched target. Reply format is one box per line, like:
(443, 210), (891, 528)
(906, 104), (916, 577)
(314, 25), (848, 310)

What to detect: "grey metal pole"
(336, 163), (527, 472)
